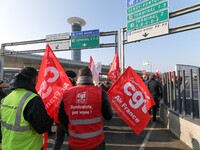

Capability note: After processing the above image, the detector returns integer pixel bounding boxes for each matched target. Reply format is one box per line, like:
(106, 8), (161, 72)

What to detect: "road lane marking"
(106, 143), (141, 147)
(139, 122), (156, 150)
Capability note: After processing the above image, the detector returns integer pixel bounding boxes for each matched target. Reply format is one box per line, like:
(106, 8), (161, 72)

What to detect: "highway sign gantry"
(71, 29), (100, 49)
(127, 0), (169, 42)
(46, 32), (70, 50)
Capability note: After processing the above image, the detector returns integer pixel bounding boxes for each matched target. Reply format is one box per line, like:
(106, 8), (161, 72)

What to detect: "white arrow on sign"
(46, 32), (70, 50)
(82, 43), (87, 47)
(127, 21), (169, 42)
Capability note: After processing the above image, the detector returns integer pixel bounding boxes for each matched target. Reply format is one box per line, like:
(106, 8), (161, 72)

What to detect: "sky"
(0, 0), (200, 73)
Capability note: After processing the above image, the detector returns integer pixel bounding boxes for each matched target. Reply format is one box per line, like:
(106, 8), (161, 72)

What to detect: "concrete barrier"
(160, 101), (200, 150)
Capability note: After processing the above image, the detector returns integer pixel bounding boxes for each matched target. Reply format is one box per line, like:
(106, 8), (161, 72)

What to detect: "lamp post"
(143, 60), (152, 72)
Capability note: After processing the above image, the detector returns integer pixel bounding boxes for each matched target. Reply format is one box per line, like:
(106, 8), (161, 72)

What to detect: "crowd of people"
(0, 66), (113, 150)
(0, 66), (164, 149)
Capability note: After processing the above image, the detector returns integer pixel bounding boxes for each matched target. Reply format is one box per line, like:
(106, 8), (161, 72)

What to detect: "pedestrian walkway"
(46, 112), (192, 150)
(0, 115), (192, 150)
(0, 111), (192, 150)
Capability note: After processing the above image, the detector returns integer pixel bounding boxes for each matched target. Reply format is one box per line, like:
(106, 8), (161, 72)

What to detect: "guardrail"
(162, 69), (200, 122)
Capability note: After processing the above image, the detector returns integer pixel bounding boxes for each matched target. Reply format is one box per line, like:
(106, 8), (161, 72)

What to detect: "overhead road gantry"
(120, 2), (200, 72)
(0, 30), (118, 79)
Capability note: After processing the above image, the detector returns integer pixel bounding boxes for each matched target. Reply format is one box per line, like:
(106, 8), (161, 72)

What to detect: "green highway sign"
(127, 9), (168, 31)
(127, 0), (164, 14)
(127, 1), (168, 21)
(71, 29), (100, 49)
(127, 0), (169, 32)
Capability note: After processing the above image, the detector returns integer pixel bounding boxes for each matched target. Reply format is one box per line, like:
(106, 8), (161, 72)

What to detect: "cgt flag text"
(107, 66), (155, 135)
(36, 44), (72, 118)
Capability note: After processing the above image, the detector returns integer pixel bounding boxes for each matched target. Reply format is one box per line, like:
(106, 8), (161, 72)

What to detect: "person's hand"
(0, 82), (5, 88)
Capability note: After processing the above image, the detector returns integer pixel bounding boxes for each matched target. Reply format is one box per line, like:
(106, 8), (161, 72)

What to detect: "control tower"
(67, 17), (86, 62)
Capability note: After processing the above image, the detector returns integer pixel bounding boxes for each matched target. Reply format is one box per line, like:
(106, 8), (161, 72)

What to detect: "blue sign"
(127, 0), (145, 7)
(71, 29), (99, 37)
(71, 29), (100, 49)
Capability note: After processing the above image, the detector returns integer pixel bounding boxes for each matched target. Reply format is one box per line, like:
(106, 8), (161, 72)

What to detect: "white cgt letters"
(124, 82), (147, 113)
(38, 66), (59, 99)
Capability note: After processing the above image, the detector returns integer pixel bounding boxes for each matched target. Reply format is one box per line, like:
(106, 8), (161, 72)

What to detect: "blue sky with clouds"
(0, 0), (200, 73)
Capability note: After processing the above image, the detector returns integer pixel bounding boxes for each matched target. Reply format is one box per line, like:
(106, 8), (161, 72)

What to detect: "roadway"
(0, 108), (192, 150)
(47, 111), (191, 150)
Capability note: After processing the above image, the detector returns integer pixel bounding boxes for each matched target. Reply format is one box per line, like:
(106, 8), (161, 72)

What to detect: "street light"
(143, 60), (152, 72)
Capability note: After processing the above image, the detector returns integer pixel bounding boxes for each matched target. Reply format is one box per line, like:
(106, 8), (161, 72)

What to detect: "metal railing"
(162, 68), (200, 122)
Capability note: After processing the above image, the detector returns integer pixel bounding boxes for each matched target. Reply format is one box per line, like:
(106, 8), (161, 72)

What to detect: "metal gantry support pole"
(177, 70), (181, 113)
(182, 70), (186, 116)
(2, 38), (46, 47)
(165, 73), (169, 106)
(169, 72), (173, 109)
(120, 28), (125, 73)
(173, 71), (177, 110)
(198, 68), (200, 118)
(115, 31), (118, 54)
(169, 3), (200, 18)
(189, 69), (194, 118)
(0, 44), (5, 80)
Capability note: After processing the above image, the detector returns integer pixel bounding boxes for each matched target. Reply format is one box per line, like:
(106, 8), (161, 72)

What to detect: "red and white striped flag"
(89, 56), (100, 85)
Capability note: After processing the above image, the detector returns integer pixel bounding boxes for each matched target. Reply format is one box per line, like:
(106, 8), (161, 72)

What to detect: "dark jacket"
(0, 88), (6, 100)
(58, 76), (113, 128)
(100, 83), (109, 92)
(145, 78), (161, 104)
(10, 73), (53, 134)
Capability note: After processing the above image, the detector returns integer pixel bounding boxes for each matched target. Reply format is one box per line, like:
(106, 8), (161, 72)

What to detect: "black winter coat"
(145, 78), (161, 104)
(10, 73), (53, 134)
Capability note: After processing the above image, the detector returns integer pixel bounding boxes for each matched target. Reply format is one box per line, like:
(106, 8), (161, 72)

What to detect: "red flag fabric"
(107, 66), (155, 135)
(108, 52), (120, 83)
(36, 44), (72, 118)
(42, 132), (48, 150)
(89, 56), (99, 85)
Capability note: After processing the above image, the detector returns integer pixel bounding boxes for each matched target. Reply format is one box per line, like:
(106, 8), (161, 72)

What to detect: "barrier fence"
(162, 68), (200, 123)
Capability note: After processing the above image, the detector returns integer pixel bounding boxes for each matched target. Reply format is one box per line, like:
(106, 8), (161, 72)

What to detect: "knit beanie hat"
(20, 67), (38, 79)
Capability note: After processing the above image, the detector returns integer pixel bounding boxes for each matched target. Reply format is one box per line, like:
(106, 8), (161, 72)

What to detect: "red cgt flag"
(107, 66), (155, 135)
(36, 44), (72, 118)
(108, 52), (120, 83)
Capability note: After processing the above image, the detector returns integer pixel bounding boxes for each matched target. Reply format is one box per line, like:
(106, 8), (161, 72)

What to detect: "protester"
(145, 73), (162, 122)
(142, 74), (149, 82)
(58, 67), (113, 150)
(99, 78), (112, 92)
(53, 70), (77, 150)
(0, 80), (7, 142)
(0, 80), (7, 99)
(0, 67), (53, 150)
(141, 70), (149, 82)
(65, 70), (77, 86)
